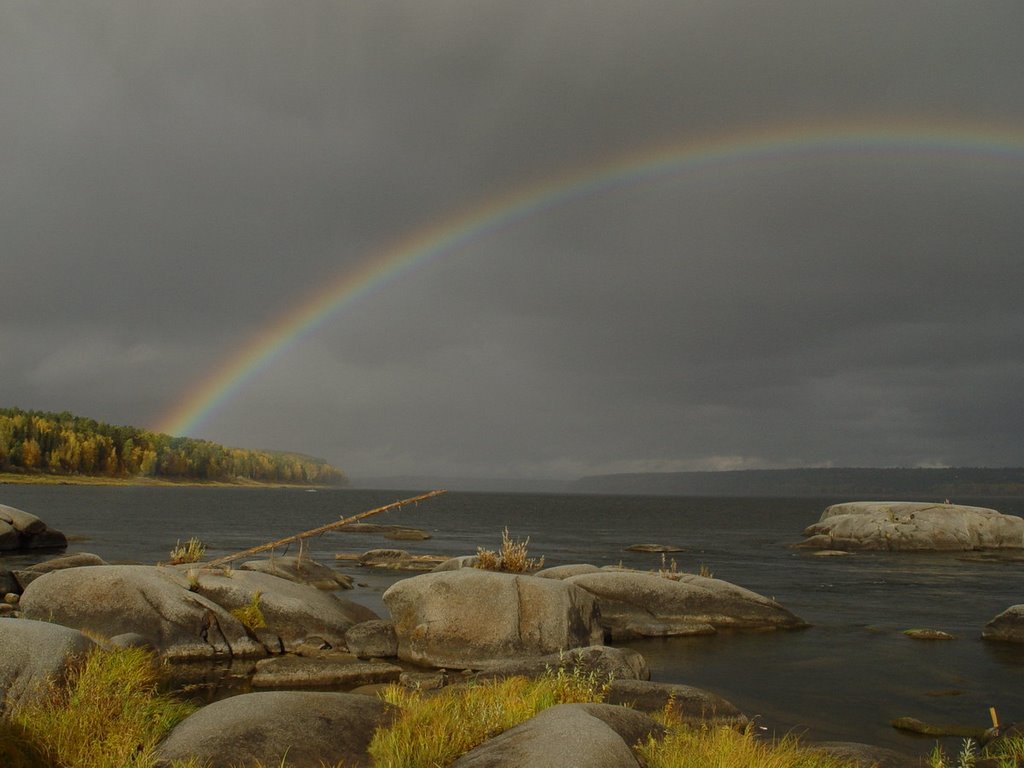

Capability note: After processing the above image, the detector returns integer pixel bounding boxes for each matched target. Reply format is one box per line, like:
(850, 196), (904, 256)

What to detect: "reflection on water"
(2, 485), (1022, 756)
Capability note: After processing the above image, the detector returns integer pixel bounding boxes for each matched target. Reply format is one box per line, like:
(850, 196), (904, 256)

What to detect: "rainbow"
(154, 118), (1024, 437)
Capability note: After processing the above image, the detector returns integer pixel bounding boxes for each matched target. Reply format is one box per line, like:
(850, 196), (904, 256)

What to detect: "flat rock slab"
(152, 691), (396, 768)
(383, 569), (604, 668)
(606, 679), (748, 727)
(451, 703), (664, 768)
(798, 501), (1024, 551)
(251, 655), (402, 688)
(0, 619), (96, 714)
(20, 565), (265, 660)
(566, 570), (807, 640)
(983, 604), (1024, 643)
(239, 555), (353, 590)
(472, 645), (650, 682)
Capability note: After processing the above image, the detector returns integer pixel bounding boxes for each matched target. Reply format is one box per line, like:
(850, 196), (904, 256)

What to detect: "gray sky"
(3, 1), (1024, 481)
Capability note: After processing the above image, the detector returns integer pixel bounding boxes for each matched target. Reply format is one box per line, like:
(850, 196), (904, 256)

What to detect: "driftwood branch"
(204, 489), (446, 568)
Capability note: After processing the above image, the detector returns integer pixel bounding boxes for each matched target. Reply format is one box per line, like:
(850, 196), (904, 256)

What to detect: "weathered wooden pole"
(204, 489), (446, 568)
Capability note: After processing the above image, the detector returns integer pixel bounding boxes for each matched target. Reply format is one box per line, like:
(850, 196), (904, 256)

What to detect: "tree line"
(0, 407), (347, 486)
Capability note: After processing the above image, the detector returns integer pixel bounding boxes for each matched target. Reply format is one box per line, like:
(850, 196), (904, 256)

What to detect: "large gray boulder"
(606, 679), (747, 727)
(152, 691), (395, 768)
(0, 619), (96, 714)
(19, 565), (265, 660)
(982, 604), (1024, 643)
(797, 502), (1024, 551)
(13, 552), (108, 591)
(186, 567), (377, 652)
(345, 619), (398, 659)
(239, 555), (353, 590)
(566, 570), (807, 639)
(0, 504), (67, 551)
(451, 703), (664, 768)
(383, 569), (604, 668)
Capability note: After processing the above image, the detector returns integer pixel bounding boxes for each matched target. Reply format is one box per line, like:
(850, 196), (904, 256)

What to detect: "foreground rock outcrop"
(0, 619), (95, 713)
(563, 570), (807, 639)
(982, 604), (1024, 643)
(797, 502), (1024, 551)
(451, 703), (664, 768)
(152, 691), (396, 768)
(0, 503), (67, 551)
(383, 569), (604, 668)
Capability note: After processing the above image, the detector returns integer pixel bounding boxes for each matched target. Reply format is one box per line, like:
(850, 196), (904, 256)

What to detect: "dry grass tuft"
(368, 664), (607, 767)
(636, 721), (857, 768)
(168, 537), (206, 565)
(6, 646), (196, 768)
(230, 591), (267, 631)
(474, 527), (545, 573)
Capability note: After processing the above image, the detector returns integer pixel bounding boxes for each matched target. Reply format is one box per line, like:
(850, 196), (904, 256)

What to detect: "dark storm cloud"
(2, 1), (1023, 478)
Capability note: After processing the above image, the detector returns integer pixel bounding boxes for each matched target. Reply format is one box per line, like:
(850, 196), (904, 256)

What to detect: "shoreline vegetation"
(0, 407), (347, 488)
(0, 472), (334, 489)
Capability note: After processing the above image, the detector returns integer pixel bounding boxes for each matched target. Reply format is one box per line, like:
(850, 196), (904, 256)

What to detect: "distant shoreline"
(0, 472), (340, 490)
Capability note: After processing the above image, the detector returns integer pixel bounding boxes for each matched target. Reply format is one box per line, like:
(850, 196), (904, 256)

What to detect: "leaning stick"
(204, 489), (446, 568)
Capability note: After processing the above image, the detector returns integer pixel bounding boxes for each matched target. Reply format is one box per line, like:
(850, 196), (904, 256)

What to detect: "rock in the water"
(240, 555), (353, 590)
(982, 604), (1024, 643)
(811, 742), (917, 768)
(152, 691), (395, 768)
(19, 564), (265, 660)
(251, 655), (402, 688)
(472, 645), (650, 682)
(606, 679), (747, 727)
(565, 570), (807, 640)
(345, 619), (398, 659)
(797, 502), (1024, 551)
(186, 568), (378, 652)
(383, 569), (604, 668)
(625, 544), (685, 553)
(359, 548), (410, 565)
(903, 628), (956, 640)
(0, 619), (96, 713)
(451, 703), (664, 768)
(0, 504), (67, 551)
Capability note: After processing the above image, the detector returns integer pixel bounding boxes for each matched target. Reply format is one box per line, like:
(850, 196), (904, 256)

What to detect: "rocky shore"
(2, 500), (1023, 766)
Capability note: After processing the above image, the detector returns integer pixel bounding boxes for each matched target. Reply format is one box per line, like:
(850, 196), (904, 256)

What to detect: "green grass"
(168, 537), (207, 565)
(2, 646), (196, 768)
(230, 591), (267, 630)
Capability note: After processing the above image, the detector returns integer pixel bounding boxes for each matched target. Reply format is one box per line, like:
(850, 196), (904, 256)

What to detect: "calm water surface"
(2, 485), (1022, 755)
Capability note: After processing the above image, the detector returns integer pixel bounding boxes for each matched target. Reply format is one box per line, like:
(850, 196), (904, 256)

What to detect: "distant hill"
(0, 406), (347, 486)
(571, 467), (1024, 498)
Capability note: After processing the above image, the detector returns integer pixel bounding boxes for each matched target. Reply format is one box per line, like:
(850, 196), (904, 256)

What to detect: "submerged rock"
(383, 569), (603, 668)
(797, 501), (1024, 551)
(251, 655), (402, 689)
(565, 570), (807, 639)
(472, 645), (650, 682)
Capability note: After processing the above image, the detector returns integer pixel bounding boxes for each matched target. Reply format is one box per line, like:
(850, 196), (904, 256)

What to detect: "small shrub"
(474, 527), (544, 573)
(230, 591), (267, 631)
(168, 537), (206, 565)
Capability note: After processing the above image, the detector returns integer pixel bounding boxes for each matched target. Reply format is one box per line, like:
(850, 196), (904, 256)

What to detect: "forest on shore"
(0, 407), (347, 486)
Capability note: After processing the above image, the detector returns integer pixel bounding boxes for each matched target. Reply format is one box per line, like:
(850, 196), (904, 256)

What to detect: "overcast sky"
(3, 1), (1024, 482)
